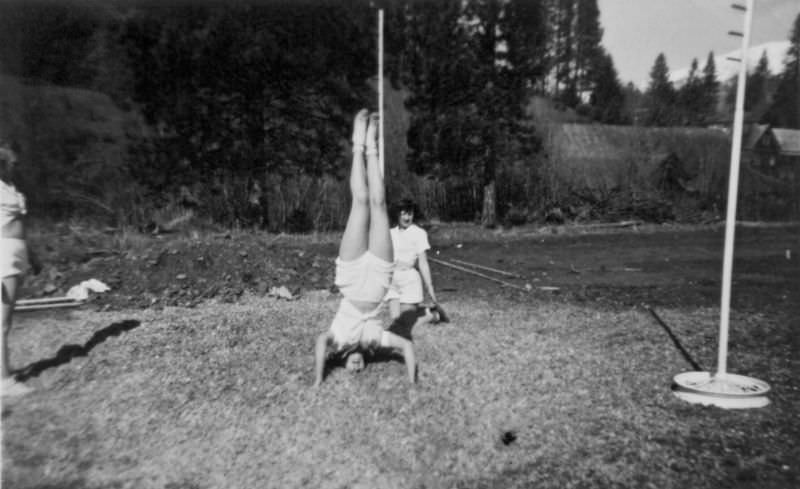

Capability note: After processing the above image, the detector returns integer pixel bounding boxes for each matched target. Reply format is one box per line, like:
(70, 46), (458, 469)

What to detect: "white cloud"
(669, 40), (790, 87)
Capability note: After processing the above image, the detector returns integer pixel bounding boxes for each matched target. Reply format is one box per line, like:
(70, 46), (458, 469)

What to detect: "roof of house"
(742, 124), (769, 151)
(543, 123), (731, 190)
(770, 128), (800, 156)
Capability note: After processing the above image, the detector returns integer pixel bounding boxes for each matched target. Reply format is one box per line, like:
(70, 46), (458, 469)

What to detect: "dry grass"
(3, 290), (798, 489)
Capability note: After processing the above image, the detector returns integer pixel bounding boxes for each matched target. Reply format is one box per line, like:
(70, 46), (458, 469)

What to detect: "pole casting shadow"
(646, 307), (703, 372)
(14, 319), (141, 381)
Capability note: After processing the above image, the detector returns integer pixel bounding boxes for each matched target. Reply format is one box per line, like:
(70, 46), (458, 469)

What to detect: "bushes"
(0, 74), (146, 225)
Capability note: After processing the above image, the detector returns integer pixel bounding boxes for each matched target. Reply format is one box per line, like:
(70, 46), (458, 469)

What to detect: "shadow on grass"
(13, 320), (141, 381)
(646, 307), (703, 371)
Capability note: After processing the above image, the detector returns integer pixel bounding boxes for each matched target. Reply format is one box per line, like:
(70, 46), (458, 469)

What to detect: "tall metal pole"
(378, 9), (385, 179)
(717, 0), (754, 377)
(671, 0), (768, 409)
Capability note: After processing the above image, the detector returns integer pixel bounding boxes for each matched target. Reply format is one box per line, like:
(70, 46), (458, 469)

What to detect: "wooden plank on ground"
(14, 296), (85, 312)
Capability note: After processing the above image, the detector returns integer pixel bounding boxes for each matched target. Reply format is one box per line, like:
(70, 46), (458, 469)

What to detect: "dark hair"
(391, 197), (423, 224)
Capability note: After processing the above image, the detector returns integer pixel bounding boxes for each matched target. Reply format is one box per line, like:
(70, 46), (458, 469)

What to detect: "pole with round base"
(672, 0), (769, 410)
(673, 372), (770, 409)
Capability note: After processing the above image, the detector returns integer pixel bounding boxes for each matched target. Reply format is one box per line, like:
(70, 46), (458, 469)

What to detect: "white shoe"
(1, 377), (33, 397)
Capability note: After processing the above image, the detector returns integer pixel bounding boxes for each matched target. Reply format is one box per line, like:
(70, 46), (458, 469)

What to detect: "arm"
(401, 340), (416, 384)
(417, 251), (437, 304)
(313, 332), (333, 387)
(383, 332), (416, 383)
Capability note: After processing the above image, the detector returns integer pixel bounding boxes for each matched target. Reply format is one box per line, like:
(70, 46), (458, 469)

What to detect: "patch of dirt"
(22, 230), (340, 311)
(428, 224), (799, 316)
(20, 223), (800, 321)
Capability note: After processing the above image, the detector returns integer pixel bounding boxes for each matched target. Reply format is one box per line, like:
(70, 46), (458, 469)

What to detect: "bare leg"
(382, 331), (416, 383)
(2, 276), (19, 378)
(365, 113), (392, 263)
(388, 299), (401, 320)
(399, 302), (417, 315)
(2, 275), (32, 396)
(338, 109), (370, 262)
(389, 300), (422, 320)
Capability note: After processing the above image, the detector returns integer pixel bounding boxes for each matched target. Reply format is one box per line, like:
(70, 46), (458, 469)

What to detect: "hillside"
(0, 74), (146, 219)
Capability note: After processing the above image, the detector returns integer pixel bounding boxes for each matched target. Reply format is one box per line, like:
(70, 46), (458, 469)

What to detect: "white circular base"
(672, 371), (770, 409)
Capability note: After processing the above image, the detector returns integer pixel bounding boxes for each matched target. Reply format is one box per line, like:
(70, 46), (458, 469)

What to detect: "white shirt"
(390, 224), (430, 268)
(1, 180), (26, 232)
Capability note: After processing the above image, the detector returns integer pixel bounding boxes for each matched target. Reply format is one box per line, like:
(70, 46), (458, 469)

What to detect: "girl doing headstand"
(313, 110), (417, 386)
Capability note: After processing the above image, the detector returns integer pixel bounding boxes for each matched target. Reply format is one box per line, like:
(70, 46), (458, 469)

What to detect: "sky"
(598, 0), (800, 88)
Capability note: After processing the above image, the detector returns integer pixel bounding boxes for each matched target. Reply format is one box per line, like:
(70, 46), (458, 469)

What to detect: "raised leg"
(338, 109), (371, 262)
(365, 113), (392, 263)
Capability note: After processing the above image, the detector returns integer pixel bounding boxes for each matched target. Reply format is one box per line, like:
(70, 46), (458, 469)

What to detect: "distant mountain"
(669, 40), (790, 87)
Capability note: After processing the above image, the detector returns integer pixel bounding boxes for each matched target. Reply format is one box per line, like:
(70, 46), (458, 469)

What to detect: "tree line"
(636, 12), (800, 128)
(1, 1), (798, 229)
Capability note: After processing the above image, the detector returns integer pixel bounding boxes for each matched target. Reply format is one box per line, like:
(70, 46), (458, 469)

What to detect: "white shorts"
(0, 238), (29, 278)
(329, 299), (390, 352)
(335, 252), (394, 303)
(386, 268), (423, 304)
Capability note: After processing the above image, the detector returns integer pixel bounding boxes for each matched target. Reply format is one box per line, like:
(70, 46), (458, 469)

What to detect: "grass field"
(2, 225), (799, 488)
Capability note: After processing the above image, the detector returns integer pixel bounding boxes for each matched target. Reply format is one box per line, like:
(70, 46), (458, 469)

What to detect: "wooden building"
(743, 124), (800, 182)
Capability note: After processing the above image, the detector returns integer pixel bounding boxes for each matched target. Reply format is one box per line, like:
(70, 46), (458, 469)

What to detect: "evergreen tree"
(399, 0), (546, 226)
(573, 0), (603, 103)
(745, 50), (770, 113)
(764, 13), (800, 128)
(699, 51), (719, 124)
(544, 0), (605, 110)
(115, 2), (377, 224)
(0, 1), (100, 87)
(397, 0), (472, 176)
(588, 50), (627, 124)
(643, 53), (676, 126)
(725, 50), (770, 117)
(622, 82), (646, 125)
(504, 0), (550, 91)
(677, 58), (704, 125)
(551, 0), (577, 106)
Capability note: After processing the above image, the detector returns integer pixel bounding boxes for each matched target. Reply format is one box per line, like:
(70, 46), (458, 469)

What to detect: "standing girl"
(385, 198), (446, 324)
(1, 143), (40, 397)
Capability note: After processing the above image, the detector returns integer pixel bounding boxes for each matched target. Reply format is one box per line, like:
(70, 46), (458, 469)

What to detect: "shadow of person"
(387, 308), (427, 341)
(13, 319), (141, 381)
